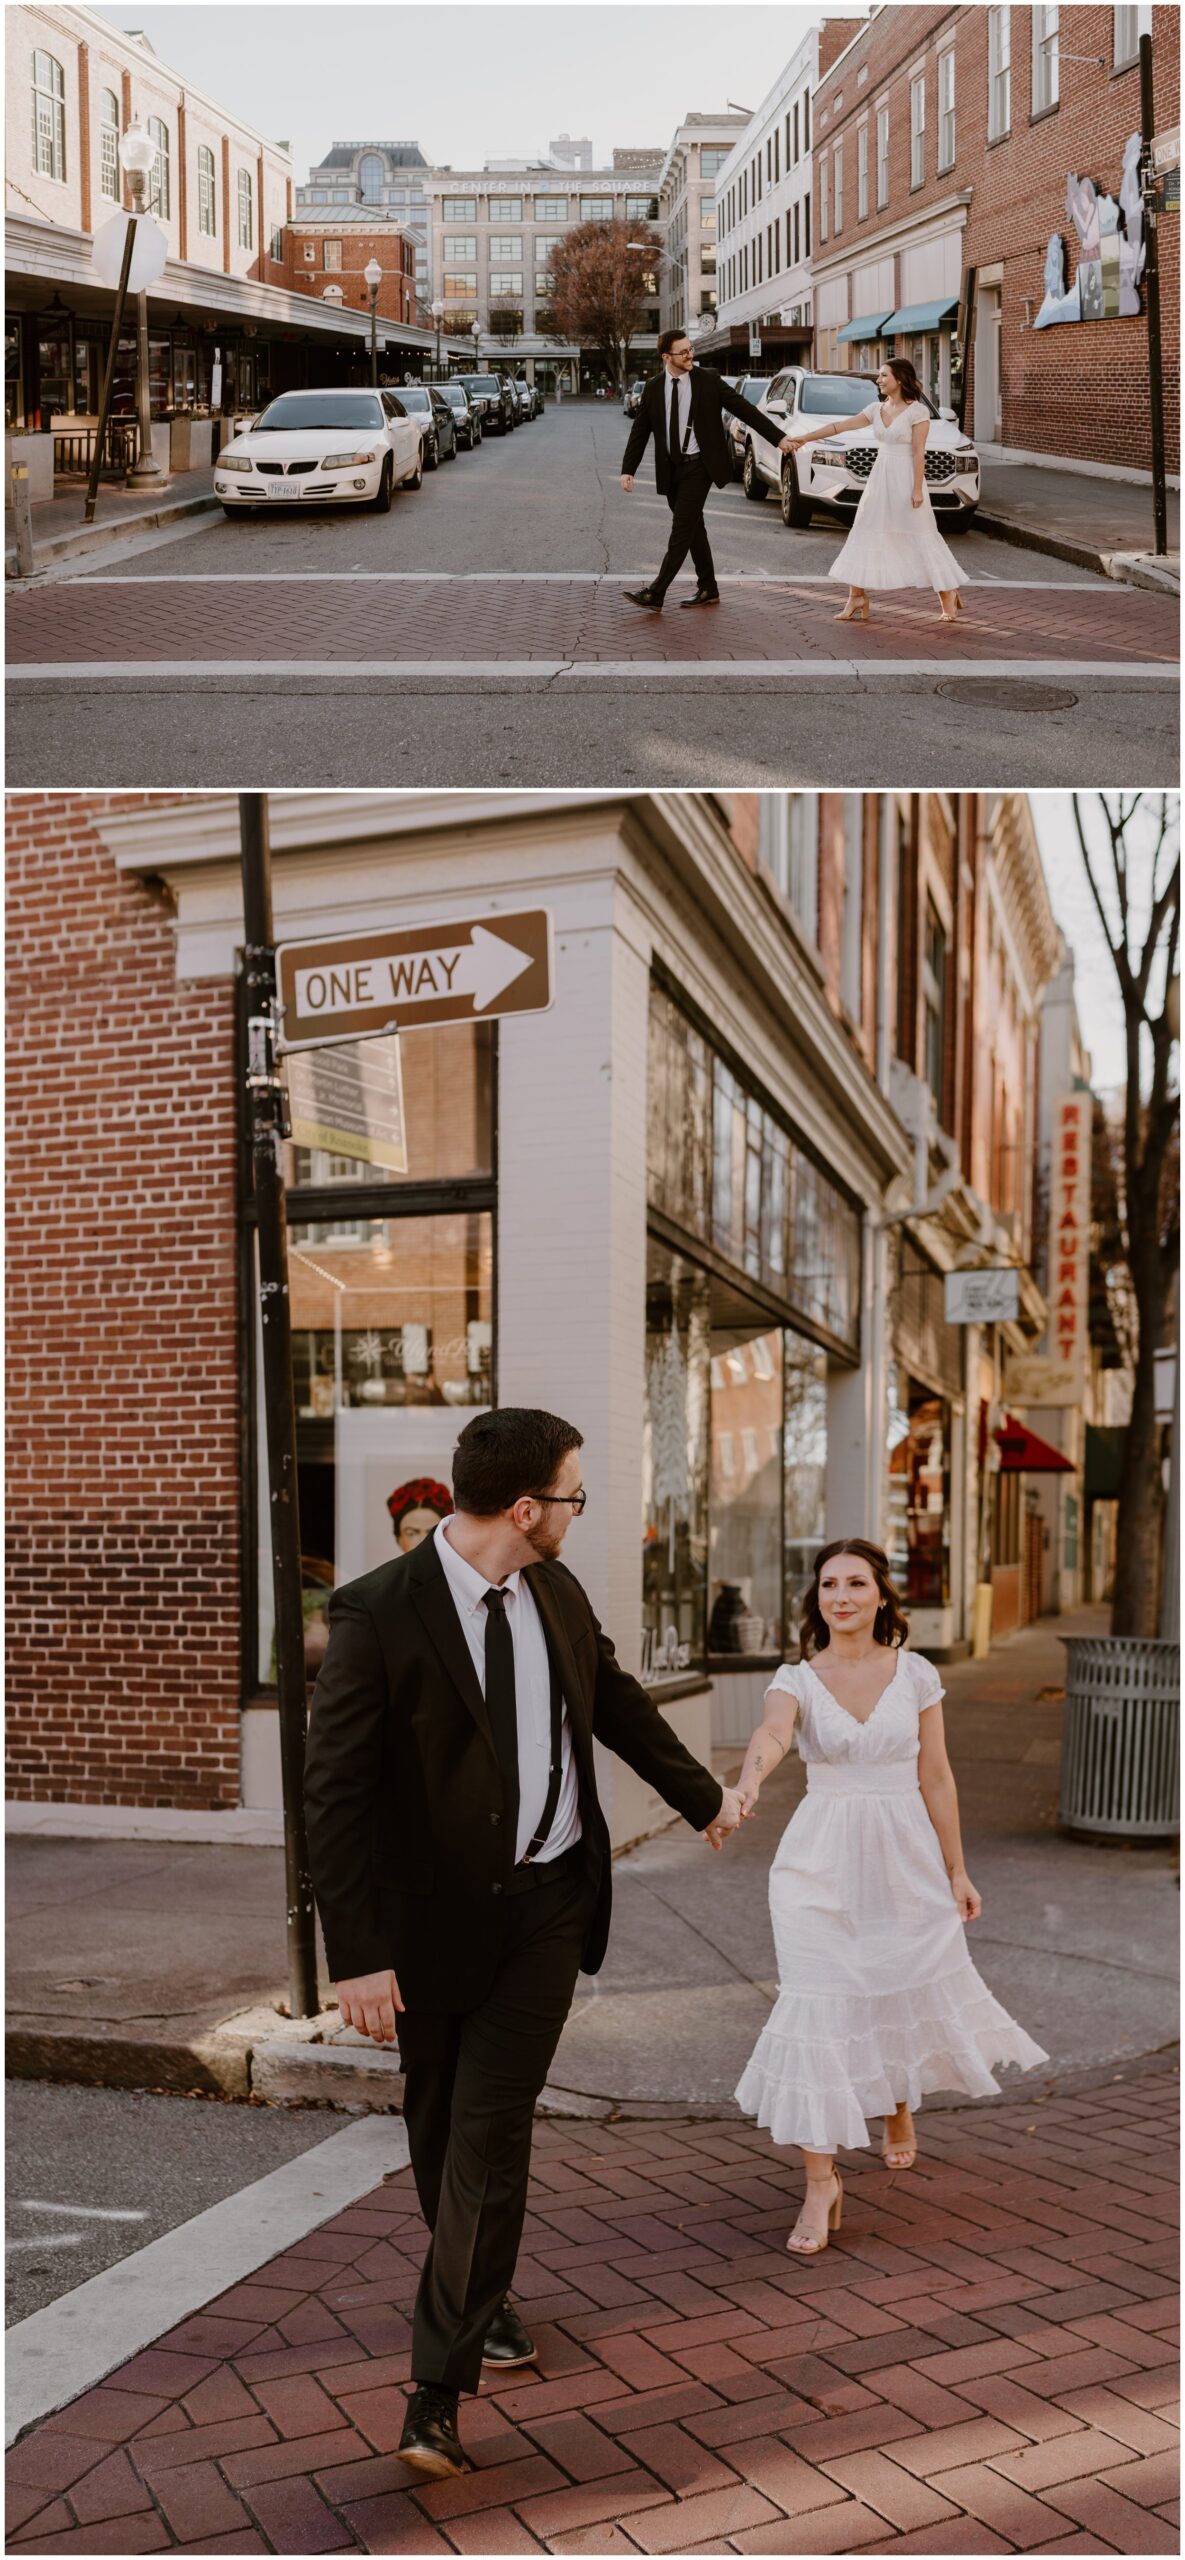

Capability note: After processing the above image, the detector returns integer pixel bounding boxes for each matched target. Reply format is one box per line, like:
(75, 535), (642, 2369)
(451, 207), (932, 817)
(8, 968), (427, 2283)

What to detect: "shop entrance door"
(1023, 1508), (1044, 1623)
(975, 285), (1002, 442)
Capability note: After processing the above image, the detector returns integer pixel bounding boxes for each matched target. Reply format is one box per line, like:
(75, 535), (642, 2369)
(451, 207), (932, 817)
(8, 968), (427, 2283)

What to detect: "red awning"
(994, 1413), (1074, 1474)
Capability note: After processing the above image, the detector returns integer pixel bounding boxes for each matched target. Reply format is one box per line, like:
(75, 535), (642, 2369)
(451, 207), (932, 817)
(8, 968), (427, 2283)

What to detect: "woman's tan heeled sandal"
(786, 2171), (844, 2255)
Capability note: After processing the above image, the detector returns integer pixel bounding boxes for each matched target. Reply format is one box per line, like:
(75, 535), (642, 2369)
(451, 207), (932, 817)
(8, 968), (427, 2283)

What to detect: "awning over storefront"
(1085, 1423), (1127, 1499)
(837, 311), (893, 343)
(883, 295), (960, 336)
(995, 1414), (1074, 1473)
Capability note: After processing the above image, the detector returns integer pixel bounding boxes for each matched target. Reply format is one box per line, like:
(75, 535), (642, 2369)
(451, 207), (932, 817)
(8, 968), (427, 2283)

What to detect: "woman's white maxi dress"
(828, 400), (968, 594)
(734, 1652), (1047, 2153)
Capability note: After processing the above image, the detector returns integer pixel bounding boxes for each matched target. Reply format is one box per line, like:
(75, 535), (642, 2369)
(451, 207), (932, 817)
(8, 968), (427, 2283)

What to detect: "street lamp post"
(363, 256), (382, 388)
(122, 126), (165, 491)
(431, 296), (446, 375)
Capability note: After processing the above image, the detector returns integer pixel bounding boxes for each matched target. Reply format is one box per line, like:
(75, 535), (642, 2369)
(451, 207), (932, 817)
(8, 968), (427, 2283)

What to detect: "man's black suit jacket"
(304, 1534), (724, 2012)
(622, 366), (786, 494)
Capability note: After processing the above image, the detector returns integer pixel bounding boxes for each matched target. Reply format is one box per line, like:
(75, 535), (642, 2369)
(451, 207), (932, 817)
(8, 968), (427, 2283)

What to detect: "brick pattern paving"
(7, 577), (1179, 667)
(7, 2063), (1177, 2555)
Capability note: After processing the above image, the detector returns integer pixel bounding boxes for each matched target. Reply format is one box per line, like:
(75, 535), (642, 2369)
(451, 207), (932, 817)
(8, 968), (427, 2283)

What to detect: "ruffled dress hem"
(735, 1967), (1049, 2154)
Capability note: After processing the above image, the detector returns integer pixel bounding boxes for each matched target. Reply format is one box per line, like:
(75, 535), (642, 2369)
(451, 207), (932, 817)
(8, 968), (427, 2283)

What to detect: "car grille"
(254, 459), (318, 477)
(835, 446), (959, 484)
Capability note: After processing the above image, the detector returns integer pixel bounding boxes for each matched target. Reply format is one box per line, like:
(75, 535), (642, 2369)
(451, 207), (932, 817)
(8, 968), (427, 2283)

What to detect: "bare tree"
(549, 218), (662, 392)
(1071, 793), (1180, 1635)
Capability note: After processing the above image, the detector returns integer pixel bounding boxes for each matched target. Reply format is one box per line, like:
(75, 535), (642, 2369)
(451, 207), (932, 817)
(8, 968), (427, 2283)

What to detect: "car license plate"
(265, 480), (306, 497)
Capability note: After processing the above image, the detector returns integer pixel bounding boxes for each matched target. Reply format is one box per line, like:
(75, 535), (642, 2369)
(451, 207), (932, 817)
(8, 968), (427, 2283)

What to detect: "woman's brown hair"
(883, 355), (926, 406)
(798, 1538), (910, 1656)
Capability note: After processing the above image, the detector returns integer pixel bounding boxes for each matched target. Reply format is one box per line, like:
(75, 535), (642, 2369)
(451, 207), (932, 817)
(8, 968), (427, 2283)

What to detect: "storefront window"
(6, 323), (24, 429)
(784, 1336), (829, 1646)
(257, 1209), (493, 1684)
(710, 1324), (784, 1653)
(642, 1248), (710, 1683)
(37, 332), (71, 422)
(283, 1019), (493, 1190)
(886, 1363), (952, 1609)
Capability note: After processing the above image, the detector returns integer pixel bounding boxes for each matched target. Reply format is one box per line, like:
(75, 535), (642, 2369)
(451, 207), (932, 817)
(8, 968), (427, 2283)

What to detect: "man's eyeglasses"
(528, 1489), (588, 1514)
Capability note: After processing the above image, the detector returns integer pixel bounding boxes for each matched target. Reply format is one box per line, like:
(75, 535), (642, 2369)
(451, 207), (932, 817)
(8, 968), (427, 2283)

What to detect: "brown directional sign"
(276, 909), (553, 1048)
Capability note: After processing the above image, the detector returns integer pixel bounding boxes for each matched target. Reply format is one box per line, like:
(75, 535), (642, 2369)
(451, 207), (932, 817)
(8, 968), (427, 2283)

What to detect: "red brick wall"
(814, 5), (1179, 472)
(280, 225), (416, 326)
(6, 796), (242, 1809)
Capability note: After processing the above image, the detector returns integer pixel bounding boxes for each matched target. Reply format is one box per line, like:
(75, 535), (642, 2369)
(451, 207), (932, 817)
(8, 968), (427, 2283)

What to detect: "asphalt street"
(5, 2082), (343, 2326)
(7, 400), (1177, 787)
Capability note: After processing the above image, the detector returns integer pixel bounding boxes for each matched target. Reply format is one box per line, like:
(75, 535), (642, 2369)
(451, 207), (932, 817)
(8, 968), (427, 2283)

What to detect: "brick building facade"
(280, 218), (417, 331)
(812, 4), (1179, 472)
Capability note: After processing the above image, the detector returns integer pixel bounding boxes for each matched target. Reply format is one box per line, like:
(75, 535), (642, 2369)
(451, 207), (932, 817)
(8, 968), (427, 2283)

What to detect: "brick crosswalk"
(6, 576), (1179, 670)
(6, 2059), (1177, 2555)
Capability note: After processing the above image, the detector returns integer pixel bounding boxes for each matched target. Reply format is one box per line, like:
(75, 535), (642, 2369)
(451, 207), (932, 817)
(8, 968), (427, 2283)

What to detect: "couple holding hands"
(305, 1405), (1044, 2481)
(620, 328), (968, 625)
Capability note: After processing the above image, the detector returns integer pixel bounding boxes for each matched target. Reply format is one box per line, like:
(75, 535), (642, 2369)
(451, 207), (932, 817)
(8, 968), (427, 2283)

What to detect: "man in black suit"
(305, 1407), (744, 2479)
(620, 327), (794, 610)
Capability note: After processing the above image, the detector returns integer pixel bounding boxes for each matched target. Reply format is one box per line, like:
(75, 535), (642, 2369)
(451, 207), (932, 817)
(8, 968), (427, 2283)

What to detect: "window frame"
(937, 47), (956, 171)
(32, 48), (66, 184)
(876, 100), (890, 207)
(988, 6), (1012, 140)
(856, 119), (869, 221)
(910, 72), (926, 188)
(197, 141), (217, 236)
(1032, 4), (1060, 115)
(148, 115), (170, 221)
(236, 165), (253, 250)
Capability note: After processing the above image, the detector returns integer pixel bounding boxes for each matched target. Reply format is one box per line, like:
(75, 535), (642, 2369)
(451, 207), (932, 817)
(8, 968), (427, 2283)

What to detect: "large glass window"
(857, 122), (869, 221)
(876, 102), (890, 206)
(886, 1364), (952, 1609)
(444, 235), (477, 259)
(988, 7), (1012, 138)
(359, 152), (386, 202)
(442, 196), (477, 220)
(237, 167), (253, 249)
(938, 49), (957, 169)
(923, 898), (949, 1116)
(489, 235), (522, 260)
(148, 116), (170, 220)
(1114, 5), (1151, 66)
(489, 196), (522, 220)
(32, 51), (65, 182)
(759, 794), (819, 939)
(580, 196), (613, 220)
(910, 75), (926, 187)
(197, 143), (216, 235)
(1032, 4), (1060, 112)
(643, 1247), (710, 1680)
(534, 195), (569, 218)
(841, 795), (864, 1022)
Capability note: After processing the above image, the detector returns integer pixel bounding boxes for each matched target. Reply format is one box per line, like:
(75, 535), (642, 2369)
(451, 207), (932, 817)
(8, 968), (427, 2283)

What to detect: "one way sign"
(276, 909), (553, 1048)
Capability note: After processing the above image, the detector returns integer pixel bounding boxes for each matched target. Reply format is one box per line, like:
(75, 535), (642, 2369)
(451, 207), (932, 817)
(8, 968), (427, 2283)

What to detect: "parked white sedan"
(738, 368), (980, 531)
(214, 388), (423, 515)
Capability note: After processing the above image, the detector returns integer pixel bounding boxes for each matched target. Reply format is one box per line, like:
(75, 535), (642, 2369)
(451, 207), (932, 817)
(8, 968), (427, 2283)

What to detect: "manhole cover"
(934, 678), (1079, 711)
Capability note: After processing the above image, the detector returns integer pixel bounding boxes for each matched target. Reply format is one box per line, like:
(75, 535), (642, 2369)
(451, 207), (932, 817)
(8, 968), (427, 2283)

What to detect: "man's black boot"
(482, 2297), (537, 2368)
(679, 586), (720, 607)
(398, 2383), (465, 2478)
(623, 586), (664, 610)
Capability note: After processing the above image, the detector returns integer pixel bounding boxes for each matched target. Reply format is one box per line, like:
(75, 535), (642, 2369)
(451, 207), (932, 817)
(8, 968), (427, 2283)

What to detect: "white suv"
(738, 368), (980, 532)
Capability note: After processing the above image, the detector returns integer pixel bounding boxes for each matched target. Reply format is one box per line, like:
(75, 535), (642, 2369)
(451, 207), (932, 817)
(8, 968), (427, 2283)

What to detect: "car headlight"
(811, 447), (837, 466)
(323, 448), (377, 467)
(219, 453), (252, 474)
(955, 454), (978, 474)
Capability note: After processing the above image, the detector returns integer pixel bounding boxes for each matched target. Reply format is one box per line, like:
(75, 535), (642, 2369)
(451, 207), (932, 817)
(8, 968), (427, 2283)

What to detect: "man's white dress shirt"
(665, 368), (700, 458)
(434, 1518), (582, 1865)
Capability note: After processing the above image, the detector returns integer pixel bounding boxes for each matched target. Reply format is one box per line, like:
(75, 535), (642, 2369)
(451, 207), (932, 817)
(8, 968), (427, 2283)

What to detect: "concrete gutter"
(971, 504), (1181, 592)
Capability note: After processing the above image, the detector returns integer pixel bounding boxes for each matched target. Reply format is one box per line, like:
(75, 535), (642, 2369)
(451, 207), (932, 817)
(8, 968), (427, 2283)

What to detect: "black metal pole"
(239, 794), (319, 2021)
(1139, 32), (1168, 558)
(370, 294), (378, 389)
(84, 213), (138, 525)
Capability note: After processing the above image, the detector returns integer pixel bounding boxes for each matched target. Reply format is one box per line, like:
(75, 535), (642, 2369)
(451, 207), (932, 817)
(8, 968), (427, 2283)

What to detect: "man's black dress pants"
(653, 454), (716, 599)
(397, 1848), (594, 2394)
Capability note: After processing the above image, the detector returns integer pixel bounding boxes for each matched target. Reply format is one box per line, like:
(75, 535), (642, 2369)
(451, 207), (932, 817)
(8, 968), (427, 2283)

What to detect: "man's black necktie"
(669, 376), (680, 466)
(482, 1587), (519, 1849)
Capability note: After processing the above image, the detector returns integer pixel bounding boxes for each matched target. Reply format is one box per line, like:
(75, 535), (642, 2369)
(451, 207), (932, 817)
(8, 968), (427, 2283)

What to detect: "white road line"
(17, 2201), (149, 2222)
(7, 659), (1176, 684)
(7, 2236), (87, 2254)
(53, 570), (1117, 589)
(5, 2113), (407, 2446)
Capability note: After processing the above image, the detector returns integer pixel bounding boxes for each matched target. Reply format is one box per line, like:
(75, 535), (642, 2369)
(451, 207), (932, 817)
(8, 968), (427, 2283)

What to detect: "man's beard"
(523, 1515), (565, 1562)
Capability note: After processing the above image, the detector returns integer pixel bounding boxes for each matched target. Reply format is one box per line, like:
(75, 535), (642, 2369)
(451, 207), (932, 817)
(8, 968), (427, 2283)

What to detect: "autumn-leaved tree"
(548, 218), (662, 390)
(1071, 792), (1180, 1635)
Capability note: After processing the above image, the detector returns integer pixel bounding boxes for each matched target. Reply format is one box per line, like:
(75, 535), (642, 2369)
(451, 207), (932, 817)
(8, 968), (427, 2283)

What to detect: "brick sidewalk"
(6, 576), (1178, 668)
(8, 2061), (1177, 2556)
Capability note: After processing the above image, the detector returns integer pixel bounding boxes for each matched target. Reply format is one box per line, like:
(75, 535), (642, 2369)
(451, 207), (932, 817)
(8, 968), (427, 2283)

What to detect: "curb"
(974, 506), (1180, 591)
(5, 490), (219, 577)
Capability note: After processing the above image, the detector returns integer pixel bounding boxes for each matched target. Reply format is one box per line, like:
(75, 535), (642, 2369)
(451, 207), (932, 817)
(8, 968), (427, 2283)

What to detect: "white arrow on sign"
(293, 924), (534, 1024)
(92, 209), (169, 293)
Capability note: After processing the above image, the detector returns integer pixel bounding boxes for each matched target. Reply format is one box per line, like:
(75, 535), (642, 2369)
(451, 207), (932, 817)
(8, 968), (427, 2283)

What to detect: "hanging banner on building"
(284, 1033), (407, 1171)
(944, 1267), (1020, 1324)
(1045, 1092), (1092, 1402)
(277, 909), (553, 1048)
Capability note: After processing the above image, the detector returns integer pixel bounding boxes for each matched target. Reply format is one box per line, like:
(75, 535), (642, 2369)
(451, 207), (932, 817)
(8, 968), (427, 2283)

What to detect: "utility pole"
(239, 794), (319, 2020)
(1139, 31), (1168, 557)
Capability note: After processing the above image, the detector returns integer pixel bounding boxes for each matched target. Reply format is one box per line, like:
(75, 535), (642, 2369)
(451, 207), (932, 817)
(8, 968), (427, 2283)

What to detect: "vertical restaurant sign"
(1049, 1093), (1091, 1399)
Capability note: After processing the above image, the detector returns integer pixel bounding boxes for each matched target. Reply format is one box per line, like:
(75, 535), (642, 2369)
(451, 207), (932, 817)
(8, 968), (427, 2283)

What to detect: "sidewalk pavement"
(4, 468), (218, 575)
(5, 2058), (1178, 2555)
(975, 457), (1180, 591)
(7, 1610), (1179, 2115)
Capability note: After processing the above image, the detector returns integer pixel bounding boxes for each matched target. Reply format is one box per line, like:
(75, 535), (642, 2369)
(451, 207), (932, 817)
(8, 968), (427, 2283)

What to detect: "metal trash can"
(1058, 1637), (1179, 1840)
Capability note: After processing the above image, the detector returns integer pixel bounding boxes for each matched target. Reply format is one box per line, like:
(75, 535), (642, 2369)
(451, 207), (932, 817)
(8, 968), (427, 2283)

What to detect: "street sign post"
(84, 209), (168, 527)
(276, 910), (553, 1050)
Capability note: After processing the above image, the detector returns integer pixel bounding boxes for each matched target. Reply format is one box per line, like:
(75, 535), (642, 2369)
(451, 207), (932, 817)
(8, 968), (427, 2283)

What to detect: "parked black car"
(427, 381), (482, 449)
(456, 372), (517, 434)
(395, 383), (458, 467)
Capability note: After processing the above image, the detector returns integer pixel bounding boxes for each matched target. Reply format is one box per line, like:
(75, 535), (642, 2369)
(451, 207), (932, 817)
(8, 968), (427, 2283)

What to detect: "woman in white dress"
(734, 1539), (1047, 2256)
(785, 357), (967, 626)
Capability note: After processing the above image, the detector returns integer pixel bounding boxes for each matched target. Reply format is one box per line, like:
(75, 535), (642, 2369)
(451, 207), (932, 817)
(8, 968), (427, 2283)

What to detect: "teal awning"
(837, 311), (892, 343)
(883, 295), (960, 335)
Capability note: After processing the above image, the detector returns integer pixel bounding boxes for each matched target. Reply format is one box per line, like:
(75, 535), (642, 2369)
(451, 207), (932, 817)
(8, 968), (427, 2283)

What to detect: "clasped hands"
(703, 1782), (754, 1853)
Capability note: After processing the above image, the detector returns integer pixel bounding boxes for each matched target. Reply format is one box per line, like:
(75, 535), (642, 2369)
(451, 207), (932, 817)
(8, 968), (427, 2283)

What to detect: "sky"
(92, 1), (869, 179)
